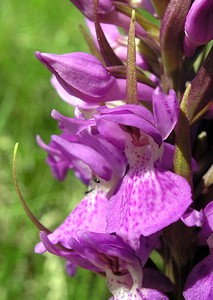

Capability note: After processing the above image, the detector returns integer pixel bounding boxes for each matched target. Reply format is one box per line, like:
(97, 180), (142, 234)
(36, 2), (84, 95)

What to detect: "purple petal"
(52, 135), (113, 181)
(135, 288), (169, 300)
(75, 231), (138, 264)
(36, 134), (71, 180)
(95, 118), (126, 149)
(36, 51), (153, 103)
(107, 141), (192, 247)
(35, 51), (115, 102)
(153, 88), (179, 140)
(38, 232), (102, 273)
(97, 104), (154, 123)
(95, 105), (162, 146)
(72, 1), (146, 37)
(105, 78), (154, 102)
(35, 188), (108, 253)
(184, 0), (213, 56)
(79, 130), (127, 180)
(69, 236), (109, 269)
(37, 133), (92, 184)
(51, 109), (95, 134)
(181, 208), (203, 228)
(183, 255), (213, 300)
(71, 0), (114, 20)
(51, 75), (99, 109)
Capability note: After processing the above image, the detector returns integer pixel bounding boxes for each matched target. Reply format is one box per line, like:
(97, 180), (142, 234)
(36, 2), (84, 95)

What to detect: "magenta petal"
(184, 0), (213, 56)
(95, 118), (126, 149)
(35, 51), (115, 102)
(52, 135), (113, 181)
(135, 288), (169, 300)
(97, 104), (154, 123)
(36, 134), (71, 180)
(51, 109), (95, 134)
(36, 51), (153, 103)
(39, 232), (103, 273)
(153, 88), (179, 140)
(181, 208), (203, 228)
(51, 75), (98, 109)
(35, 189), (108, 253)
(107, 143), (192, 245)
(183, 255), (213, 300)
(71, 231), (138, 267)
(95, 105), (162, 146)
(79, 130), (127, 179)
(71, 0), (114, 20)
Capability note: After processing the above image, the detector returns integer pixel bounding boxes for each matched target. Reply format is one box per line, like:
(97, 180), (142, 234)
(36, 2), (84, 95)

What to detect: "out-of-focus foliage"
(0, 1), (109, 299)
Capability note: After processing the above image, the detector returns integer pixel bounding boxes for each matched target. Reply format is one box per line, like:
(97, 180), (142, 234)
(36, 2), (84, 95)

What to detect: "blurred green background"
(0, 1), (109, 299)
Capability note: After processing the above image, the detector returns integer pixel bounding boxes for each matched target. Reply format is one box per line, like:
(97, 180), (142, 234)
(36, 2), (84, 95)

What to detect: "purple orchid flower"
(70, 0), (146, 37)
(37, 228), (170, 299)
(181, 201), (213, 242)
(35, 51), (154, 103)
(34, 157), (172, 299)
(94, 88), (192, 248)
(184, 0), (213, 57)
(37, 110), (127, 184)
(35, 217), (172, 300)
(36, 133), (75, 181)
(183, 201), (213, 300)
(71, 0), (113, 20)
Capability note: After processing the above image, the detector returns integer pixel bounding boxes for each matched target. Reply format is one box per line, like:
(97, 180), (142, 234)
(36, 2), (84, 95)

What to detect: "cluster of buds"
(20, 0), (213, 299)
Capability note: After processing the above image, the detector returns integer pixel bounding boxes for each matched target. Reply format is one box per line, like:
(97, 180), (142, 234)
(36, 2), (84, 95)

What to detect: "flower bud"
(184, 0), (213, 56)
